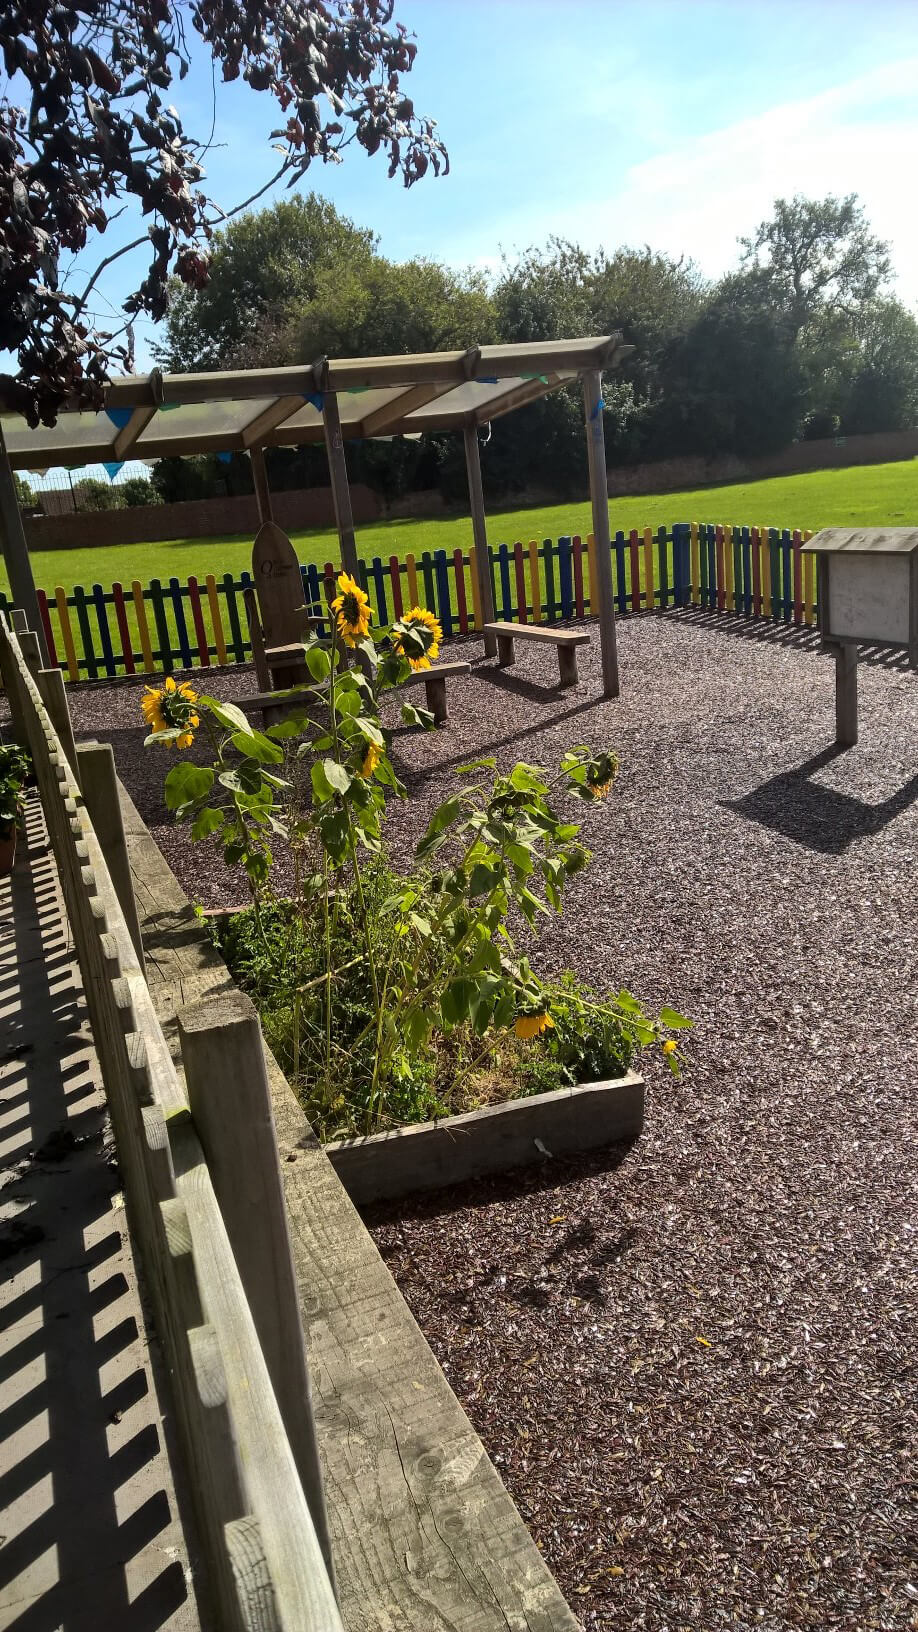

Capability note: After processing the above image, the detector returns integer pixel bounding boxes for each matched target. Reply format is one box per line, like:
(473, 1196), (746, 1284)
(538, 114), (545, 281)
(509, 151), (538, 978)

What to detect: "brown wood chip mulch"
(59, 612), (918, 1631)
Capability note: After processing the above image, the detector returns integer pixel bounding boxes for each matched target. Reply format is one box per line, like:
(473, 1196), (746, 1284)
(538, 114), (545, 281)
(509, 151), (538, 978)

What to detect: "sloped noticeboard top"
(0, 335), (630, 472)
(802, 528), (918, 556)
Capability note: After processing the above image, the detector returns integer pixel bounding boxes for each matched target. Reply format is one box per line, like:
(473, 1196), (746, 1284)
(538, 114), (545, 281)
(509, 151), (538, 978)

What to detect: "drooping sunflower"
(514, 1011), (555, 1041)
(360, 740), (383, 779)
(392, 606), (442, 672)
(331, 572), (372, 647)
(141, 675), (200, 750)
(586, 750), (619, 801)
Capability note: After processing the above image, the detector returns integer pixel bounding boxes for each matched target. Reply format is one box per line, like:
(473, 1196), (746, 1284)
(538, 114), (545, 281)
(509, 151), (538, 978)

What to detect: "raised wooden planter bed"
(326, 1071), (644, 1205)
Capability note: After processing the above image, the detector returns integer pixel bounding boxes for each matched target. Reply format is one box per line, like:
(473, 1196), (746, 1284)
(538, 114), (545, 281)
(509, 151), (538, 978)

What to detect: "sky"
(65, 0), (918, 370)
(12, 0), (918, 485)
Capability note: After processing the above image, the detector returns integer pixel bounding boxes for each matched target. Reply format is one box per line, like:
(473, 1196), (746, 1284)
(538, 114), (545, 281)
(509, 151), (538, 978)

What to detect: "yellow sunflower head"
(331, 572), (372, 648)
(360, 740), (383, 779)
(514, 1011), (555, 1041)
(586, 751), (619, 801)
(661, 1038), (677, 1056)
(141, 675), (199, 749)
(392, 606), (442, 672)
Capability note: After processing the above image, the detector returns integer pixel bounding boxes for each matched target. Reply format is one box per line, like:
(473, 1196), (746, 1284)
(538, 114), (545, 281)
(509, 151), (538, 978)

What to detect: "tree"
(160, 195), (377, 370)
(1, 0), (447, 425)
(739, 194), (891, 342)
(119, 474), (162, 506)
(293, 255), (498, 360)
(13, 474), (36, 509)
(648, 274), (804, 459)
(72, 476), (123, 510)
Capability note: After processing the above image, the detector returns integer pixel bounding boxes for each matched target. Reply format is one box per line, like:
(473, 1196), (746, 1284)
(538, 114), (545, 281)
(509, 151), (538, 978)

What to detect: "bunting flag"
(521, 372), (549, 385)
(104, 407), (133, 430)
(217, 451), (234, 464)
(306, 391), (324, 412)
(475, 376), (499, 386)
(103, 461), (124, 480)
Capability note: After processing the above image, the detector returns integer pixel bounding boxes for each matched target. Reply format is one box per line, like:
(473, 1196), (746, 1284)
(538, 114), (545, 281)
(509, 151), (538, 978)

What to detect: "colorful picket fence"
(0, 522), (816, 682)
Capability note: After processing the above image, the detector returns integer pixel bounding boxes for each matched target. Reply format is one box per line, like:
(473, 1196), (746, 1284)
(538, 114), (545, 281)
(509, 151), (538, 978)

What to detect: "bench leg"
(558, 645), (579, 687)
(424, 676), (448, 725)
(496, 635), (515, 667)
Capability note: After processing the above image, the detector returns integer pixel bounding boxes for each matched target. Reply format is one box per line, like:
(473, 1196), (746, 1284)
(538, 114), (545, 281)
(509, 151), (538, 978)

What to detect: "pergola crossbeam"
(241, 395), (304, 448)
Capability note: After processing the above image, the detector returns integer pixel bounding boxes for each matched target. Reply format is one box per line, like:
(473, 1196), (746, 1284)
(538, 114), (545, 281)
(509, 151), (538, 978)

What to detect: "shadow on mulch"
(665, 605), (915, 670)
(361, 1138), (635, 1228)
(725, 742), (918, 854)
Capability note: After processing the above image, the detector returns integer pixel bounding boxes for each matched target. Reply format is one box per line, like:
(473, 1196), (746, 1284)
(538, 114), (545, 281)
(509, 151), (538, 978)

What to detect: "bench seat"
(482, 621), (590, 685)
(238, 661), (471, 728)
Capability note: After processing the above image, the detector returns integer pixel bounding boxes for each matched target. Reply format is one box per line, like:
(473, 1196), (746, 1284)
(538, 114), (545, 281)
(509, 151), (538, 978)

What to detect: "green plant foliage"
(147, 572), (689, 1134)
(0, 741), (30, 837)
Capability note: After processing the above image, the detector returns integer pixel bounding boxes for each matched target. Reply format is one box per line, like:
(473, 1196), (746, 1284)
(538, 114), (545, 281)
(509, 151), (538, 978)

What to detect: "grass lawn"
(5, 456), (917, 598)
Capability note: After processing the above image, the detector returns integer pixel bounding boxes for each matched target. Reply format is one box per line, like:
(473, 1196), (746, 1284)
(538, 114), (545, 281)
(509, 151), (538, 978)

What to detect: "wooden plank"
(132, 579), (156, 672)
(328, 1074), (643, 1205)
(112, 581), (136, 674)
(241, 395), (303, 448)
(690, 522), (700, 604)
(177, 992), (335, 1582)
(481, 621), (590, 647)
(114, 404), (157, 459)
(513, 541), (528, 623)
(120, 782), (582, 1632)
(206, 574), (228, 667)
(55, 585), (80, 681)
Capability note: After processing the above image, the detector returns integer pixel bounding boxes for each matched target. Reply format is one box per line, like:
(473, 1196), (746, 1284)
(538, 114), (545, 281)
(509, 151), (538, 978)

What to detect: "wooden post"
(249, 444), (274, 525)
(75, 741), (145, 971)
(36, 665), (78, 782)
(321, 391), (359, 579)
(177, 991), (336, 1587)
(463, 424), (497, 657)
(833, 643), (858, 746)
(582, 371), (620, 698)
(0, 425), (48, 665)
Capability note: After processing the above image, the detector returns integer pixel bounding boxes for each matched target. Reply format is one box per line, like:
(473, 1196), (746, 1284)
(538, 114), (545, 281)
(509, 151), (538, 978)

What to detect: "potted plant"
(0, 743), (30, 874)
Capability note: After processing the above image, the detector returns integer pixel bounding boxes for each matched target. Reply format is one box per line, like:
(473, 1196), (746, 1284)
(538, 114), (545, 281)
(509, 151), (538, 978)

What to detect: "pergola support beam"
(463, 425), (497, 658)
(249, 444), (274, 525)
(321, 391), (359, 579)
(582, 370), (620, 699)
(0, 424), (48, 664)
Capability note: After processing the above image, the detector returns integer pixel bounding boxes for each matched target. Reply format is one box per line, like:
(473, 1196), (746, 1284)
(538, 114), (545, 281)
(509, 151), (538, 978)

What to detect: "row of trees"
(154, 192), (918, 502)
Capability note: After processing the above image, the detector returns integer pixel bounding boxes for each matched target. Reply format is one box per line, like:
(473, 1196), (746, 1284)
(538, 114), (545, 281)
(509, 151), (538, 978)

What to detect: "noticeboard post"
(801, 528), (918, 745)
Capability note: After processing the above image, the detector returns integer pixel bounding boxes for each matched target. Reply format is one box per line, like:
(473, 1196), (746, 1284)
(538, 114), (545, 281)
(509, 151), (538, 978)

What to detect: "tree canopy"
(0, 0), (446, 424)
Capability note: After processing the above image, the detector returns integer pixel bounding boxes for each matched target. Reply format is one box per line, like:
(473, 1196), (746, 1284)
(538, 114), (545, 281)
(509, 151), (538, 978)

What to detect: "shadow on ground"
(0, 802), (196, 1631)
(724, 744), (918, 854)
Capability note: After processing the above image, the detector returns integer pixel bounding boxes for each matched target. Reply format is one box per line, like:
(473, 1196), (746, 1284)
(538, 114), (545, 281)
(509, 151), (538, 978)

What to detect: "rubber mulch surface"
(63, 612), (917, 1632)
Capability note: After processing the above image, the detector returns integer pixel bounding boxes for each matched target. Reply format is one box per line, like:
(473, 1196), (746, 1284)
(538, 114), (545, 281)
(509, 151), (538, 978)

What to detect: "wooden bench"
(239, 662), (471, 728)
(400, 660), (470, 724)
(482, 621), (591, 686)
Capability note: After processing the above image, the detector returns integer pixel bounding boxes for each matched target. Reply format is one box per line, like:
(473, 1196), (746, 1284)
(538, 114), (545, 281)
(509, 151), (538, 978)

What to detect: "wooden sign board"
(251, 521), (307, 648)
(802, 528), (918, 663)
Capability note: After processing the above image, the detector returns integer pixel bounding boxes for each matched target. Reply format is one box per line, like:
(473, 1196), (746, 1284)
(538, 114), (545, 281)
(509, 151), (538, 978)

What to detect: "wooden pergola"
(0, 336), (631, 693)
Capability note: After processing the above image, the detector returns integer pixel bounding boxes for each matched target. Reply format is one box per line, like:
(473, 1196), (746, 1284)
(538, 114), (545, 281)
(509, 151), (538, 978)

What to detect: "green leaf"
(310, 760), (333, 804)
(509, 762), (549, 794)
(440, 978), (473, 1027)
(468, 861), (502, 899)
(355, 716), (384, 748)
(232, 729), (283, 764)
(164, 762), (214, 811)
(455, 757), (496, 774)
(200, 696), (254, 735)
(334, 686), (361, 718)
(400, 702), (435, 729)
(267, 716), (308, 740)
(323, 758), (352, 796)
(218, 769), (244, 794)
(659, 1006), (693, 1030)
(190, 805), (223, 841)
(305, 643), (331, 682)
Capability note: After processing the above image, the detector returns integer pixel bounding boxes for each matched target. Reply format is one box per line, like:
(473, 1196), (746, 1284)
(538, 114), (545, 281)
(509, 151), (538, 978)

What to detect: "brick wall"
(24, 484), (379, 550)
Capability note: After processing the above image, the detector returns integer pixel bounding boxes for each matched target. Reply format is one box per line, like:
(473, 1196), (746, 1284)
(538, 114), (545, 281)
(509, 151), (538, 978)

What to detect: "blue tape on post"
(306, 392), (325, 412)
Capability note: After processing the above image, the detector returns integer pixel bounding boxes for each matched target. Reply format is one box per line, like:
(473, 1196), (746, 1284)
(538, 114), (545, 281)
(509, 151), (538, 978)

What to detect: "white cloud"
(451, 56), (918, 304)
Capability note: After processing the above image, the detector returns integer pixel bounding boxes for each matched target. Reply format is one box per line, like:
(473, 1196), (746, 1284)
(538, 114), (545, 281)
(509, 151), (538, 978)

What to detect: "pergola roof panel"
(0, 336), (629, 469)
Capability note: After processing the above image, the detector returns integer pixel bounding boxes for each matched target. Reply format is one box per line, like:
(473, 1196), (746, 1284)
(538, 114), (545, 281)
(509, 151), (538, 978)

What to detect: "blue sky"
(46, 0), (918, 369)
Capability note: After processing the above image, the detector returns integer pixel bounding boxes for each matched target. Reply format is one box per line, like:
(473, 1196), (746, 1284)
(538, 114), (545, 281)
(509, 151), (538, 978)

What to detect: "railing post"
(75, 741), (145, 972)
(177, 991), (336, 1587)
(36, 665), (79, 782)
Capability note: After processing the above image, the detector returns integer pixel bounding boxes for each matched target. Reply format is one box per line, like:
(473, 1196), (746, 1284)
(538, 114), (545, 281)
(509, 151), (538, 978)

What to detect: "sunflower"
(514, 1011), (555, 1040)
(141, 675), (200, 750)
(331, 572), (372, 647)
(360, 740), (383, 779)
(586, 750), (619, 801)
(661, 1038), (677, 1056)
(392, 606), (442, 672)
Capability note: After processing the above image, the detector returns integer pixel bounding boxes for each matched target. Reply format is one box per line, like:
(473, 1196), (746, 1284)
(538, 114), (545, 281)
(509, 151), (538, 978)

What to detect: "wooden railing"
(0, 610), (341, 1631)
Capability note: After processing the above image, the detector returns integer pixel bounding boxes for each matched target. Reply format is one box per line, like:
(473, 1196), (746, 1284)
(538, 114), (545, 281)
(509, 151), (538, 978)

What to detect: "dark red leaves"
(0, 0), (447, 424)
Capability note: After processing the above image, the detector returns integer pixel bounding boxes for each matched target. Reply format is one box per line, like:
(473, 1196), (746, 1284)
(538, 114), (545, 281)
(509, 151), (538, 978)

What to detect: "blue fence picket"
(497, 544), (513, 618)
(557, 536), (574, 620)
(434, 549), (453, 636)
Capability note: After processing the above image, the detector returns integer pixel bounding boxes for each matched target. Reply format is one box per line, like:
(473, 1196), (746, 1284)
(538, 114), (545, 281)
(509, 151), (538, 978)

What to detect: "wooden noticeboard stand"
(802, 528), (918, 745)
